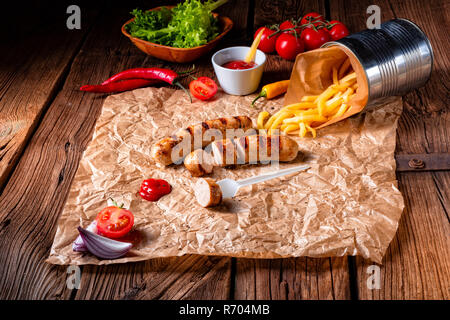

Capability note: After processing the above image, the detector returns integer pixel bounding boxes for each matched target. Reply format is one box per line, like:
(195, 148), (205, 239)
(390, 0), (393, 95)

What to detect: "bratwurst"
(184, 135), (300, 177)
(194, 178), (223, 208)
(150, 116), (253, 166)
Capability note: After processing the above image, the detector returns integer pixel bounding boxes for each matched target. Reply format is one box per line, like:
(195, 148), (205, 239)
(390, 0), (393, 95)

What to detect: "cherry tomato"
(96, 206), (134, 239)
(327, 20), (350, 40)
(254, 27), (279, 53)
(189, 76), (218, 101)
(279, 20), (301, 35)
(301, 27), (331, 51)
(139, 179), (172, 202)
(300, 12), (326, 28)
(275, 33), (304, 60)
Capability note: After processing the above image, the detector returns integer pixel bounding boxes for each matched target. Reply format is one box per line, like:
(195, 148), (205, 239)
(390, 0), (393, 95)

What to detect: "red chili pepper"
(80, 79), (158, 93)
(100, 67), (192, 102)
(102, 68), (179, 86)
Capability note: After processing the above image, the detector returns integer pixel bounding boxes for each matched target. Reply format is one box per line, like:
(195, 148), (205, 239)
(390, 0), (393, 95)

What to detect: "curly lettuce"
(125, 0), (228, 48)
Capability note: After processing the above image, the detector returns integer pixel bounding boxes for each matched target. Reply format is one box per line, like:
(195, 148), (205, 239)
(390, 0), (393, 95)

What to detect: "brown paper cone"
(284, 46), (369, 128)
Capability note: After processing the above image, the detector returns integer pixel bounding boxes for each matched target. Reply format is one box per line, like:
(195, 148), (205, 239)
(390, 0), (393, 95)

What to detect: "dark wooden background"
(0, 0), (448, 300)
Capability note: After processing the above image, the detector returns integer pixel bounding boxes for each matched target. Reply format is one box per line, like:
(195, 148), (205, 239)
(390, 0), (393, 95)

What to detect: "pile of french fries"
(257, 59), (357, 138)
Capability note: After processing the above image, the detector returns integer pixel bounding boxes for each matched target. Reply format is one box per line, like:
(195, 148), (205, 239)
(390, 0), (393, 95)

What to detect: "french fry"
(316, 87), (337, 116)
(284, 102), (317, 110)
(326, 91), (343, 105)
(331, 83), (351, 91)
(332, 67), (339, 85)
(305, 124), (317, 138)
(301, 95), (318, 102)
(284, 114), (327, 124)
(325, 97), (344, 115)
(339, 72), (356, 85)
(263, 109), (285, 129)
(293, 109), (319, 117)
(257, 111), (270, 129)
(299, 122), (307, 137)
(269, 111), (294, 130)
(342, 87), (354, 103)
(282, 124), (299, 133)
(338, 59), (351, 79)
(331, 103), (348, 119)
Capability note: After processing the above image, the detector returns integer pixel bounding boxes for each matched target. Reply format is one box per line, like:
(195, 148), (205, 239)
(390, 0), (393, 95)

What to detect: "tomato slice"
(189, 77), (218, 101)
(96, 206), (134, 239)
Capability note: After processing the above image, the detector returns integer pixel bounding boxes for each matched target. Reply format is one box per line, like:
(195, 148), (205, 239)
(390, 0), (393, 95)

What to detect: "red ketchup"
(222, 60), (257, 70)
(139, 179), (171, 201)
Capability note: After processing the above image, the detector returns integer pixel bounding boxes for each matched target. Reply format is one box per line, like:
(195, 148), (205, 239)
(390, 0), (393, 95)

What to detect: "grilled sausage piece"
(184, 135), (300, 176)
(183, 149), (215, 177)
(151, 116), (253, 166)
(213, 135), (299, 166)
(194, 178), (223, 207)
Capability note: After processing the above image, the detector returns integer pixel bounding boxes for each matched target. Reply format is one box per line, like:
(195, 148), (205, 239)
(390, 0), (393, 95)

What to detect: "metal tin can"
(322, 18), (433, 107)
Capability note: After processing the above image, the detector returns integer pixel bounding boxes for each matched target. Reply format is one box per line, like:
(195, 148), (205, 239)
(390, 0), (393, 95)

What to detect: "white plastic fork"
(216, 164), (311, 199)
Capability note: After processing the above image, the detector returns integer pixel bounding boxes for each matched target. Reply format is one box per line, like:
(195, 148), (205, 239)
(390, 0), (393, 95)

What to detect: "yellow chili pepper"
(251, 80), (290, 106)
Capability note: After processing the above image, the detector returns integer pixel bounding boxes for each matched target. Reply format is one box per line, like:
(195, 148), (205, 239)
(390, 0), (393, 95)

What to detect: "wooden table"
(0, 0), (448, 300)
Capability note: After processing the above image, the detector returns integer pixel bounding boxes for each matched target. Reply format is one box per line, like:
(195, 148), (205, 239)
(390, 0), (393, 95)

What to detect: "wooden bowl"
(121, 6), (233, 63)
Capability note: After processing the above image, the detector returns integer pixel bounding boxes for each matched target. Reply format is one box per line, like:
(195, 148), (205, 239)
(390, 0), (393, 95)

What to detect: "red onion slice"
(77, 227), (132, 259)
(73, 221), (98, 252)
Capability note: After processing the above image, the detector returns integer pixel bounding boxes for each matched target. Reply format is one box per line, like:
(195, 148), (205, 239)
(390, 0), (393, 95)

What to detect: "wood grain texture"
(0, 4), (100, 190)
(235, 257), (351, 300)
(116, 256), (231, 300)
(356, 172), (450, 299)
(253, 0), (326, 29)
(331, 0), (450, 300)
(215, 0), (252, 45)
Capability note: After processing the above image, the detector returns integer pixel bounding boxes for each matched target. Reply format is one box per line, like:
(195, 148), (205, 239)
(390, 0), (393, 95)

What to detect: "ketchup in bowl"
(222, 60), (257, 70)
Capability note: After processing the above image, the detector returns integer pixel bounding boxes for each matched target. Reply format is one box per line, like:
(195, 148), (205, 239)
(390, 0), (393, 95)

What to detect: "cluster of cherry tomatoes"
(255, 12), (350, 60)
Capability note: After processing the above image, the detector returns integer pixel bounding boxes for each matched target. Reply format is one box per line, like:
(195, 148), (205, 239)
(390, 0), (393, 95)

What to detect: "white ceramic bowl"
(212, 46), (266, 95)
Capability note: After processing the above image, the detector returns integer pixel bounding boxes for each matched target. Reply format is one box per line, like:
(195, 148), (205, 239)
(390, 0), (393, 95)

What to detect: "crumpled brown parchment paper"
(47, 85), (404, 265)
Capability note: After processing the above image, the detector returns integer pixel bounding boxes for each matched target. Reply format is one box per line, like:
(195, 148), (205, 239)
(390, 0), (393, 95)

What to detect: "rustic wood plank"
(235, 257), (351, 300)
(215, 0), (251, 45)
(356, 172), (450, 299)
(234, 0), (352, 301)
(73, 255), (231, 300)
(0, 3), (101, 190)
(114, 256), (232, 300)
(0, 0), (249, 300)
(331, 0), (450, 299)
